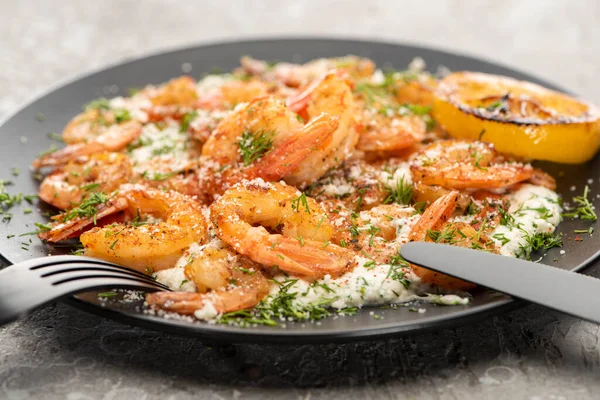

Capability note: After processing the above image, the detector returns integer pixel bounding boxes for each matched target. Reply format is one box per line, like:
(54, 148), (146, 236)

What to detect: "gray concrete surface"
(1, 0), (600, 399)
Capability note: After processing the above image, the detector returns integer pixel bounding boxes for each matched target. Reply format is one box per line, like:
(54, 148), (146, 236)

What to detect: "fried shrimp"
(195, 78), (272, 110)
(408, 191), (459, 242)
(62, 108), (120, 145)
(210, 179), (355, 279)
(407, 191), (496, 290)
(410, 140), (534, 190)
(285, 73), (358, 185)
(80, 186), (207, 273)
(38, 152), (133, 210)
(240, 55), (375, 87)
(33, 121), (142, 168)
(356, 113), (426, 154)
(40, 185), (207, 273)
(146, 245), (270, 316)
(146, 76), (199, 108)
(196, 96), (340, 200)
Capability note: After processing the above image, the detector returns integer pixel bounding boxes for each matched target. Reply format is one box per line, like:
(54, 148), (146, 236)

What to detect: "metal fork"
(0, 255), (171, 326)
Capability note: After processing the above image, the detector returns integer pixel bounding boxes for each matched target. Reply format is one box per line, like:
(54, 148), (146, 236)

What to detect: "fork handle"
(0, 266), (57, 325)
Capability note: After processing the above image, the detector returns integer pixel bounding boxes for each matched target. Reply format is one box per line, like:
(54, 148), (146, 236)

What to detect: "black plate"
(1, 38), (599, 343)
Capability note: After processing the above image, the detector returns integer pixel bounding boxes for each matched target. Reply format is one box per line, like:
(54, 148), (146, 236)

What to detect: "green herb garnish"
(84, 98), (110, 111)
(62, 192), (110, 223)
(384, 176), (413, 205)
(563, 185), (597, 221)
(237, 129), (276, 165)
(290, 193), (311, 214)
(97, 291), (118, 298)
(180, 111), (198, 132)
(114, 109), (131, 123)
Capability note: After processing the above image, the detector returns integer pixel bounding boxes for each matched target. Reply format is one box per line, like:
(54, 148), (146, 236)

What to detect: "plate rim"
(2, 36), (598, 343)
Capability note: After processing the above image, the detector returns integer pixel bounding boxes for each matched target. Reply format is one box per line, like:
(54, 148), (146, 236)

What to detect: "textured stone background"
(1, 0), (600, 399)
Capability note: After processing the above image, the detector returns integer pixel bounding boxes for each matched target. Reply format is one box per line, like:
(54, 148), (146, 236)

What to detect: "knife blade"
(400, 242), (600, 324)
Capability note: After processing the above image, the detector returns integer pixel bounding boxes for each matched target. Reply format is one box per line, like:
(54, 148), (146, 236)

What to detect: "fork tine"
(50, 271), (171, 291)
(37, 264), (161, 284)
(55, 276), (169, 296)
(30, 257), (153, 280)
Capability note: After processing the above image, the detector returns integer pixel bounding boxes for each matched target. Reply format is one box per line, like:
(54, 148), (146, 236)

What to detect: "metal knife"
(400, 242), (600, 324)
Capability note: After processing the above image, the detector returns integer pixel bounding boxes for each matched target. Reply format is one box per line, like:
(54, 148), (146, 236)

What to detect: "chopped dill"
(290, 193), (311, 214)
(563, 185), (597, 221)
(81, 183), (100, 192)
(151, 144), (176, 156)
(466, 202), (481, 216)
(386, 251), (411, 288)
(517, 232), (563, 260)
(97, 291), (118, 298)
(217, 279), (346, 327)
(84, 97), (110, 111)
(47, 132), (64, 142)
(492, 233), (510, 246)
(62, 192), (110, 223)
(180, 110), (198, 132)
(141, 171), (179, 181)
(237, 129), (276, 165)
(384, 176), (413, 205)
(114, 109), (131, 123)
(426, 226), (457, 244)
(233, 265), (255, 275)
(37, 144), (58, 158)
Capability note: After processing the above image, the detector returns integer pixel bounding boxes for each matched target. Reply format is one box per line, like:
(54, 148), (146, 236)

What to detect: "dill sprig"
(180, 110), (198, 132)
(217, 278), (354, 327)
(62, 192), (110, 223)
(517, 232), (563, 261)
(114, 109), (131, 123)
(141, 170), (180, 181)
(0, 180), (37, 224)
(384, 176), (413, 205)
(386, 251), (411, 288)
(290, 193), (311, 214)
(238, 129), (276, 165)
(563, 185), (597, 221)
(84, 97), (110, 111)
(426, 226), (458, 244)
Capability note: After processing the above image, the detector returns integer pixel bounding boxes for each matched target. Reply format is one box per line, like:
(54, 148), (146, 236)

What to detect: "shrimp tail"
(146, 270), (270, 315)
(146, 292), (211, 315)
(248, 113), (339, 180)
(258, 235), (354, 279)
(408, 191), (459, 242)
(33, 143), (100, 169)
(39, 197), (129, 242)
(33, 121), (142, 169)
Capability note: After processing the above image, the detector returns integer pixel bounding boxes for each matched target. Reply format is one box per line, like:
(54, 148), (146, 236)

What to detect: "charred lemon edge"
(432, 72), (600, 164)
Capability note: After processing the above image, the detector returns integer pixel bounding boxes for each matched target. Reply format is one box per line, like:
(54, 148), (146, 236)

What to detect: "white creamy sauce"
(491, 184), (561, 257)
(154, 243), (205, 292)
(154, 267), (195, 293)
(155, 183), (561, 321)
(269, 258), (424, 312)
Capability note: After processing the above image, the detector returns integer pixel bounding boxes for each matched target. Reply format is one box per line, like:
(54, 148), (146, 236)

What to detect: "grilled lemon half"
(432, 72), (600, 164)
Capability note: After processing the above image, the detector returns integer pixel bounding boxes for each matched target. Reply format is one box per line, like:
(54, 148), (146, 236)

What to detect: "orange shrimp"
(33, 121), (142, 169)
(210, 179), (355, 279)
(410, 140), (534, 189)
